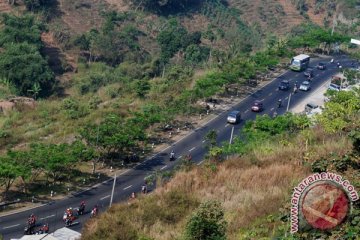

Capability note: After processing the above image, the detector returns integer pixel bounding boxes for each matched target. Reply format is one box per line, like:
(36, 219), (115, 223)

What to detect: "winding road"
(0, 55), (354, 239)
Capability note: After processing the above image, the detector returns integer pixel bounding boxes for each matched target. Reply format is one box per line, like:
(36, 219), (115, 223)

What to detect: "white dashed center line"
(160, 165), (167, 170)
(123, 185), (132, 190)
(3, 224), (20, 229)
(189, 147), (196, 152)
(100, 195), (110, 200)
(268, 92), (272, 96)
(270, 107), (274, 111)
(40, 214), (55, 220)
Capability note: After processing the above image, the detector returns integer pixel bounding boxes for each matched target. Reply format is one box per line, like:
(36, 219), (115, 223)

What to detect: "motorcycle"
(24, 224), (35, 235)
(90, 208), (98, 218)
(63, 212), (76, 226)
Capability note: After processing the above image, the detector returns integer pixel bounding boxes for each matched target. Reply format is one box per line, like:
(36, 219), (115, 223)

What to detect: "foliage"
(157, 19), (201, 62)
(185, 200), (227, 240)
(79, 114), (147, 161)
(61, 98), (89, 119)
(185, 44), (210, 64)
(0, 14), (44, 48)
(205, 129), (218, 149)
(0, 42), (54, 96)
(318, 90), (360, 133)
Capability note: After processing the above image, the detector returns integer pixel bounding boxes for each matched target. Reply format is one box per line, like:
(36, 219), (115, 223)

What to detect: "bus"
(289, 54), (310, 71)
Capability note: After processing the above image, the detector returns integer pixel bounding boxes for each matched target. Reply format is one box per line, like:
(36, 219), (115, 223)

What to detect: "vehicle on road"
(317, 62), (326, 70)
(227, 110), (241, 124)
(305, 102), (319, 113)
(170, 150), (175, 161)
(328, 83), (341, 91)
(303, 68), (314, 78)
(278, 80), (290, 90)
(290, 54), (310, 71)
(251, 100), (263, 112)
(90, 206), (98, 218)
(299, 81), (311, 91)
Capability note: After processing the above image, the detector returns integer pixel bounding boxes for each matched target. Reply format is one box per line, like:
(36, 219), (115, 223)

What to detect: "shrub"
(185, 200), (227, 240)
(62, 98), (89, 119)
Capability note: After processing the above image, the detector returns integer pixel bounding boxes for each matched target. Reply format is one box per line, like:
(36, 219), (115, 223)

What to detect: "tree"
(0, 156), (29, 200)
(131, 0), (199, 14)
(0, 14), (43, 48)
(0, 42), (54, 96)
(205, 130), (218, 149)
(185, 200), (227, 240)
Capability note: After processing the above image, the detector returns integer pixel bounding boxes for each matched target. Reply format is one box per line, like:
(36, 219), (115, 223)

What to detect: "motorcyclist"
(293, 84), (298, 93)
(37, 223), (49, 234)
(28, 214), (36, 227)
(91, 205), (99, 218)
(141, 184), (147, 194)
(78, 201), (86, 215)
(277, 99), (282, 108)
(170, 150), (175, 160)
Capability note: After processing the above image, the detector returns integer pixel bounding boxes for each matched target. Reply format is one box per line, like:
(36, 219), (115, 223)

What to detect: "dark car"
(304, 68), (314, 78)
(278, 80), (290, 91)
(251, 100), (263, 112)
(317, 62), (326, 70)
(227, 111), (241, 124)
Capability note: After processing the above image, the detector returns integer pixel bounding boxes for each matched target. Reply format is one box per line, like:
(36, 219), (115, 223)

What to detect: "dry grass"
(82, 126), (355, 240)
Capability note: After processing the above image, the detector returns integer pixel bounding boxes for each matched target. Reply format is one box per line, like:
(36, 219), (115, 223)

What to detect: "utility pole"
(286, 93), (292, 112)
(109, 173), (117, 207)
(229, 126), (235, 144)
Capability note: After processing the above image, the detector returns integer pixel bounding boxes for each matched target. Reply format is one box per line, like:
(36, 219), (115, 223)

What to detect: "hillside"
(0, 0), (358, 238)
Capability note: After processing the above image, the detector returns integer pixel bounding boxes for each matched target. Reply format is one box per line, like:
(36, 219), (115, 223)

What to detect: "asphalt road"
(0, 55), (354, 239)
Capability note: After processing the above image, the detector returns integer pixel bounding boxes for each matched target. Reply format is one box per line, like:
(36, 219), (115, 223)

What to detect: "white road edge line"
(197, 160), (204, 166)
(40, 214), (55, 220)
(160, 165), (167, 170)
(189, 147), (196, 152)
(100, 195), (110, 200)
(123, 185), (132, 190)
(3, 224), (20, 229)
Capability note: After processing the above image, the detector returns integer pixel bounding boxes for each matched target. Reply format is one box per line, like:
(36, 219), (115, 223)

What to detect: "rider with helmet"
(78, 201), (86, 215)
(277, 99), (282, 108)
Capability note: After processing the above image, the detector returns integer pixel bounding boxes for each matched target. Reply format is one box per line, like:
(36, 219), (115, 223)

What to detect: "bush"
(185, 200), (227, 240)
(62, 98), (89, 119)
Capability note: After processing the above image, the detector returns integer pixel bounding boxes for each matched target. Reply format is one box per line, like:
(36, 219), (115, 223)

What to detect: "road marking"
(178, 155), (182, 159)
(316, 74), (320, 77)
(100, 195), (110, 200)
(270, 107), (274, 111)
(260, 98), (265, 101)
(40, 214), (55, 220)
(197, 160), (204, 165)
(268, 92), (272, 96)
(123, 185), (132, 190)
(244, 109), (249, 113)
(285, 97), (288, 100)
(189, 147), (196, 152)
(160, 165), (167, 170)
(3, 224), (20, 229)
(225, 124), (229, 127)
(202, 140), (206, 143)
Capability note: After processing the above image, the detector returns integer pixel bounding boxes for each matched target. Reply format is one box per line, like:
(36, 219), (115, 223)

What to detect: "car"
(227, 111), (241, 124)
(278, 80), (290, 91)
(316, 62), (326, 70)
(305, 102), (319, 113)
(304, 68), (314, 78)
(251, 100), (263, 112)
(328, 83), (341, 91)
(299, 81), (311, 91)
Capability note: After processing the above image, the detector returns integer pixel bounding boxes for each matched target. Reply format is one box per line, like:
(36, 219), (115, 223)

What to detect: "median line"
(244, 110), (249, 113)
(3, 224), (20, 229)
(40, 214), (55, 220)
(160, 165), (167, 170)
(189, 147), (196, 152)
(100, 195), (110, 200)
(123, 185), (132, 190)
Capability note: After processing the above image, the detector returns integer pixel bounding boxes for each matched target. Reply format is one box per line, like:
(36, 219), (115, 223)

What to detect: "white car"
(299, 81), (311, 91)
(328, 83), (340, 91)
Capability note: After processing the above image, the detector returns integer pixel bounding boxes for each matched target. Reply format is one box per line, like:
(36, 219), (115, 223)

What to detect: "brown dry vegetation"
(82, 126), (354, 239)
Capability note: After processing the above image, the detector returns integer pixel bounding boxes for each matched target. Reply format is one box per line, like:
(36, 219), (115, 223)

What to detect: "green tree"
(0, 156), (29, 200)
(205, 130), (218, 149)
(185, 200), (227, 240)
(0, 42), (54, 96)
(0, 14), (43, 48)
